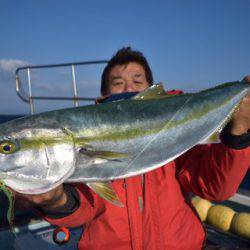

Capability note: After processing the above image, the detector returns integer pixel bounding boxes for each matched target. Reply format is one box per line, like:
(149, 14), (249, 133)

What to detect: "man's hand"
(230, 76), (250, 135)
(14, 184), (67, 211)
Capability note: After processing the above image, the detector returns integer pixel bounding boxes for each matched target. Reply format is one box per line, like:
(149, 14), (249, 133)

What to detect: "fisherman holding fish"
(4, 48), (250, 249)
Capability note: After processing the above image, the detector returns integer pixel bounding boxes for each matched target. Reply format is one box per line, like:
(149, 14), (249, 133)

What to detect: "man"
(20, 47), (250, 249)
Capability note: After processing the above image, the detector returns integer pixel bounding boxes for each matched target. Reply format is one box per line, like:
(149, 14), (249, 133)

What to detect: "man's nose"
(124, 82), (135, 92)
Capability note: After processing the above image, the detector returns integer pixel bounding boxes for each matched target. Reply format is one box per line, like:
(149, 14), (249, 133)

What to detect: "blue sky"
(0, 0), (250, 114)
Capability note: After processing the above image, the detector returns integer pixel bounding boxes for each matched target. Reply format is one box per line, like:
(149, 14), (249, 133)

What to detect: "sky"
(0, 0), (250, 114)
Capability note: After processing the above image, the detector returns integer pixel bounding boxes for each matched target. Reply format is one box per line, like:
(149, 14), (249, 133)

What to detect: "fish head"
(0, 117), (76, 194)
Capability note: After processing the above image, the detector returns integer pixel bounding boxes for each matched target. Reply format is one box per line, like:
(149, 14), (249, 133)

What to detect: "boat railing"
(15, 60), (108, 114)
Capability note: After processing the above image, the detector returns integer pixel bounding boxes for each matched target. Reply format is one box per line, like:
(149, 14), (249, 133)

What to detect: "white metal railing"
(15, 60), (108, 114)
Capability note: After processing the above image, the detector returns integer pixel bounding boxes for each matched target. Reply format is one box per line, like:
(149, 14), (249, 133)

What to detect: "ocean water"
(0, 114), (24, 123)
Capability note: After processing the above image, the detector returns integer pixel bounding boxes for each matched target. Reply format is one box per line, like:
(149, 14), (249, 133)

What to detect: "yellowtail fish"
(0, 81), (249, 206)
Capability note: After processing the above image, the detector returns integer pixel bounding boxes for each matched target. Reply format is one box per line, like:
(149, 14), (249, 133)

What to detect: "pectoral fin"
(86, 182), (124, 207)
(79, 148), (130, 161)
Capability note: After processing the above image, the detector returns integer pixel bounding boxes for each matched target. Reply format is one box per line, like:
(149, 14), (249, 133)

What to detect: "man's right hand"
(14, 184), (68, 211)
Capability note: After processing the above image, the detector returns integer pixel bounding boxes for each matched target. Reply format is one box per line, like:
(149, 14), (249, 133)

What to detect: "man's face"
(106, 62), (150, 95)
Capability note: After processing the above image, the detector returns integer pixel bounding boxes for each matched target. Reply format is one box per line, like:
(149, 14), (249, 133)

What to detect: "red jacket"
(43, 144), (250, 250)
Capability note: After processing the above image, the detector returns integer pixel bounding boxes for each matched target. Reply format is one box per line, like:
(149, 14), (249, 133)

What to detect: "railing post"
(27, 68), (35, 114)
(71, 65), (79, 107)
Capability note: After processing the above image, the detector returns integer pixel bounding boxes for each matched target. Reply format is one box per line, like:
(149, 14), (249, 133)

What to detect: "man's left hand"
(230, 76), (250, 135)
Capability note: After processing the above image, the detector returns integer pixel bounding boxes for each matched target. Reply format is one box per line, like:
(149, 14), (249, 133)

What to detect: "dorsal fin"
(132, 83), (171, 100)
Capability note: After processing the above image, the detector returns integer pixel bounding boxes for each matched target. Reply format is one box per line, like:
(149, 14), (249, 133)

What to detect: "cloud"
(0, 59), (31, 114)
(0, 59), (30, 85)
(0, 59), (29, 73)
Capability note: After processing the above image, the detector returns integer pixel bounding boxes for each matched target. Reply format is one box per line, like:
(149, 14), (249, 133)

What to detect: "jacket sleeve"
(38, 184), (103, 228)
(176, 143), (250, 201)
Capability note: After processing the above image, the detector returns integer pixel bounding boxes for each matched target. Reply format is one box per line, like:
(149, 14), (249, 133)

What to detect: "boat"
(0, 61), (249, 249)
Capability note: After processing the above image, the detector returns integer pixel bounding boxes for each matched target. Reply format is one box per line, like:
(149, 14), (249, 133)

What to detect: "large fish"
(0, 81), (249, 206)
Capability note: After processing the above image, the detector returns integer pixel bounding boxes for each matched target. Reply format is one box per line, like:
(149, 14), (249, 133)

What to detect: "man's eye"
(112, 82), (123, 86)
(134, 81), (142, 85)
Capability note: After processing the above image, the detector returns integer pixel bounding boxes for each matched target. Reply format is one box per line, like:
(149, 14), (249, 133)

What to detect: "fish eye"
(0, 141), (16, 154)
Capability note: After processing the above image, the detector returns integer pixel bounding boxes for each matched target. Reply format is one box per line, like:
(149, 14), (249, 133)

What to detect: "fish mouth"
(0, 171), (52, 183)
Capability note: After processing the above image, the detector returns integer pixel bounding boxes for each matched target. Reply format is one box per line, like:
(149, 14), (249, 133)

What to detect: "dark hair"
(101, 47), (154, 95)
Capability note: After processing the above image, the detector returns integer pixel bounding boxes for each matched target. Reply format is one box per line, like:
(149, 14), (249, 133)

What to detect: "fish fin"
(132, 83), (171, 100)
(79, 147), (130, 160)
(86, 182), (124, 207)
(200, 131), (221, 144)
(200, 116), (233, 145)
(0, 181), (15, 233)
(208, 131), (221, 143)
